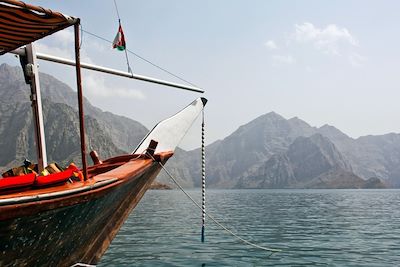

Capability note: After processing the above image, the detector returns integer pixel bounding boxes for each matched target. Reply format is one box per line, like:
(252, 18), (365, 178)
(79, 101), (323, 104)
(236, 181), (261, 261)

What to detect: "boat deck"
(0, 152), (173, 202)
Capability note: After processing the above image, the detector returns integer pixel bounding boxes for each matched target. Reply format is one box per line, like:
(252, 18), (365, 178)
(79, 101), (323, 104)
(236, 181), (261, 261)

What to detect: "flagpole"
(120, 22), (132, 73)
(113, 0), (132, 73)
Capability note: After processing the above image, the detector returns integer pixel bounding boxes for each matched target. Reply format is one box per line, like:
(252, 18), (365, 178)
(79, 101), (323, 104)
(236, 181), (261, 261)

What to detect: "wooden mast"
(3, 0), (203, 180)
(74, 20), (88, 181)
(24, 44), (48, 173)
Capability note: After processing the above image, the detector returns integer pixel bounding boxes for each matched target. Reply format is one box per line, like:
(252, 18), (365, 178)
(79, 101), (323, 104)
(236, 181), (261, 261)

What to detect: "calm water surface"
(99, 189), (400, 266)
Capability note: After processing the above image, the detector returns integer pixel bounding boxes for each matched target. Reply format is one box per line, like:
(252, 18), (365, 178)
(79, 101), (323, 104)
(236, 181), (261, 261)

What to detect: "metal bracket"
(19, 53), (32, 85)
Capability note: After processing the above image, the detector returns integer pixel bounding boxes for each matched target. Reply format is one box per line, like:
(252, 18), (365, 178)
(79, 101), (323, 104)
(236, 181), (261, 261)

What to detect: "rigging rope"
(147, 154), (282, 254)
(79, 24), (83, 49)
(112, 0), (132, 73)
(112, 0), (121, 21)
(80, 29), (199, 88)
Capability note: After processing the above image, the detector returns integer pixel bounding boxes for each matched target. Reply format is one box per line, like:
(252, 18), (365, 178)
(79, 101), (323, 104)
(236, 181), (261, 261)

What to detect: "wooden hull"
(0, 154), (171, 266)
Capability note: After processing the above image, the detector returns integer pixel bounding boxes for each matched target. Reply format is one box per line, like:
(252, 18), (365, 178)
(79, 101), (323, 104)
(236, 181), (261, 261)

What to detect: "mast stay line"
(10, 48), (204, 93)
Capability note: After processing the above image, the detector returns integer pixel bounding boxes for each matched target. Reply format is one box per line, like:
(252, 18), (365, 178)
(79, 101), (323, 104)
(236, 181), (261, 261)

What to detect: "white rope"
(150, 154), (282, 254)
(131, 149), (147, 159)
(71, 263), (96, 267)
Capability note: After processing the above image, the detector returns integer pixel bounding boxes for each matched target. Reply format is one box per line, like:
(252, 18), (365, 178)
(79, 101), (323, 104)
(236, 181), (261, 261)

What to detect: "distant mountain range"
(0, 63), (146, 167)
(165, 111), (392, 189)
(0, 63), (398, 189)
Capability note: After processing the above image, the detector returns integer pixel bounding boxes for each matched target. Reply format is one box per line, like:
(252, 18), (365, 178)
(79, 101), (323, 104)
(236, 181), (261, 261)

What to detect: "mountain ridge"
(177, 109), (394, 188)
(0, 64), (148, 154)
(0, 63), (146, 169)
(0, 63), (396, 189)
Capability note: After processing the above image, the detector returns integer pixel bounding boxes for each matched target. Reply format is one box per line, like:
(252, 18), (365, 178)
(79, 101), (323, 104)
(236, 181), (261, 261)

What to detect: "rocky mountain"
(236, 134), (383, 189)
(315, 125), (400, 187)
(180, 112), (317, 188)
(0, 63), (397, 189)
(0, 63), (146, 169)
(0, 64), (148, 155)
(179, 111), (394, 189)
(0, 99), (123, 168)
(185, 112), (318, 188)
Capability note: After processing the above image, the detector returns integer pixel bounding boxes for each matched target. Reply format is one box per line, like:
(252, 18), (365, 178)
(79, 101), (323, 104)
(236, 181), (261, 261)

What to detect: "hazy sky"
(2, 0), (400, 150)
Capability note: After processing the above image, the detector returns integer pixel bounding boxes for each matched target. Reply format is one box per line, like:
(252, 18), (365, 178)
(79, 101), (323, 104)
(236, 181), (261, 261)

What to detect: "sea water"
(98, 189), (400, 266)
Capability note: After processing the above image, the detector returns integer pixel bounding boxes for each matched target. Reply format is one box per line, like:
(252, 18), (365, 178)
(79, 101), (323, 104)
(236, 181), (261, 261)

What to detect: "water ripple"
(99, 189), (400, 266)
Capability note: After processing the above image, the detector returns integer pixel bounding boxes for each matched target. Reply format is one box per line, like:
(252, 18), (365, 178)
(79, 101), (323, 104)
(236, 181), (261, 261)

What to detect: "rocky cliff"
(0, 63), (144, 169)
(180, 112), (392, 188)
(0, 63), (396, 189)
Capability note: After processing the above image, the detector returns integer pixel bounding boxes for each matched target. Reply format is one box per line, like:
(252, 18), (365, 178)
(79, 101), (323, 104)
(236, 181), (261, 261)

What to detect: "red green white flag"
(112, 25), (126, 51)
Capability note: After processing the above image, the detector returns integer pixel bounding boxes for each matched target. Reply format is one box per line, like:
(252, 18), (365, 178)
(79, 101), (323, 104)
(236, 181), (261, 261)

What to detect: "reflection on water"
(99, 189), (400, 266)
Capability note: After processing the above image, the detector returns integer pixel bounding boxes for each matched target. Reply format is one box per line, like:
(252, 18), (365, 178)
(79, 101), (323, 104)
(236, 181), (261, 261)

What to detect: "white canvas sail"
(132, 97), (207, 154)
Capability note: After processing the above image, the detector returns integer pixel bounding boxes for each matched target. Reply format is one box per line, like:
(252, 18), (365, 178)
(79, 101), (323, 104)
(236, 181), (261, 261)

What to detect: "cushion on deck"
(0, 173), (36, 190)
(35, 170), (73, 187)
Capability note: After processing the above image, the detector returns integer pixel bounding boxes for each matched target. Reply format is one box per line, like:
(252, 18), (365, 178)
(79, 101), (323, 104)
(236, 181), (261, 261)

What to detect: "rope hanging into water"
(71, 263), (96, 267)
(201, 110), (206, 242)
(147, 155), (282, 254)
(113, 0), (132, 73)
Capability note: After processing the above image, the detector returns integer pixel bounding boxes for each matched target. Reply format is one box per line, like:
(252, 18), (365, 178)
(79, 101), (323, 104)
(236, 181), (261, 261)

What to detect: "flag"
(112, 25), (126, 51)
